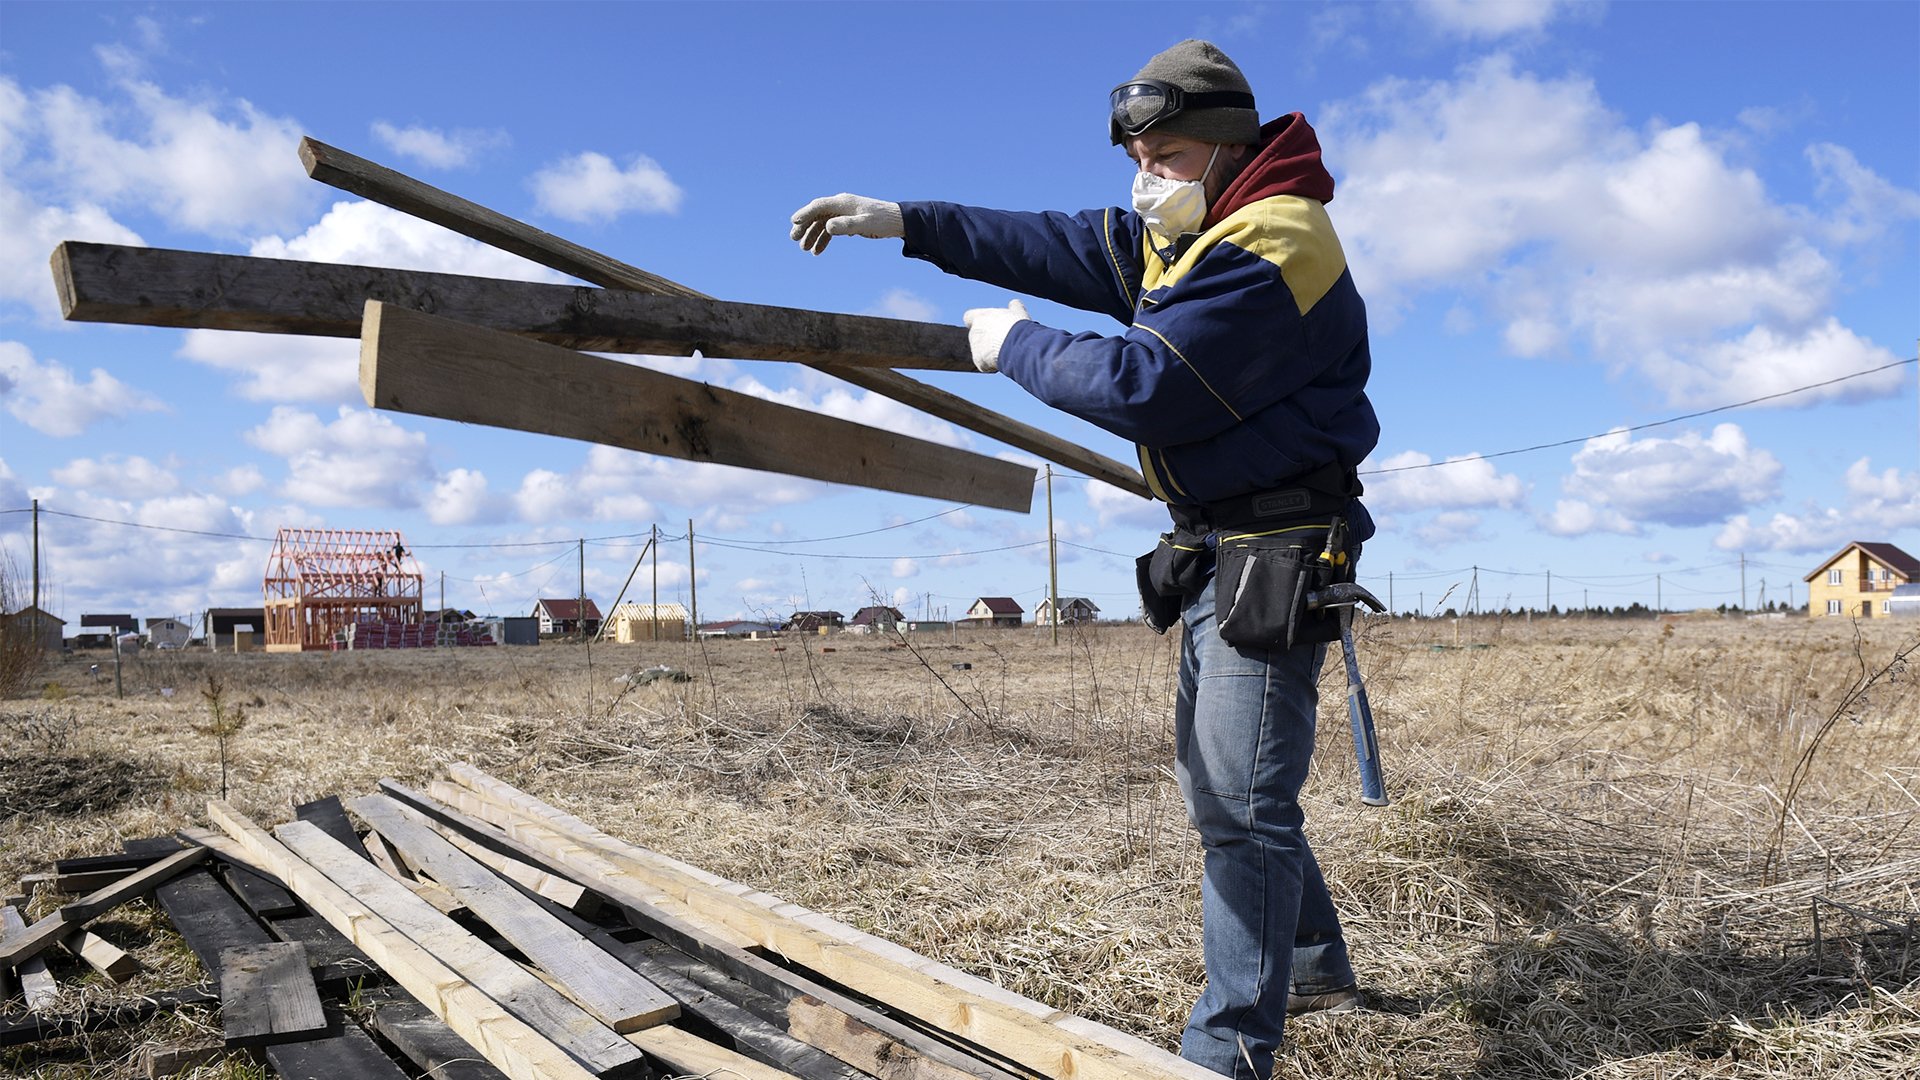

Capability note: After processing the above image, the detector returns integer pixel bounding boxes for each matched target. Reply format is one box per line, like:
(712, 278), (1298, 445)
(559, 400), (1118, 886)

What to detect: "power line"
(1361, 356), (1917, 476)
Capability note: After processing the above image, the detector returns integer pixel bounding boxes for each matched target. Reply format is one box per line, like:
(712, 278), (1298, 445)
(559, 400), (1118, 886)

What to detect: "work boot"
(1286, 985), (1363, 1016)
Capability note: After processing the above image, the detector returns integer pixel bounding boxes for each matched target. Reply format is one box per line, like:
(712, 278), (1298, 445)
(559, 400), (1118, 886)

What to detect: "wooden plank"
(630, 1023), (806, 1080)
(20, 869), (127, 894)
(259, 1005), (413, 1080)
(300, 137), (702, 300)
(53, 241), (974, 372)
(224, 865), (301, 919)
(140, 1040), (224, 1077)
(423, 781), (755, 949)
(0, 846), (208, 970)
(788, 996), (1000, 1080)
(378, 781), (1021, 1080)
(294, 140), (1152, 500)
(361, 302), (1036, 513)
(2, 905), (58, 1012)
(60, 928), (141, 982)
(207, 800), (605, 1080)
(218, 941), (327, 1047)
(431, 826), (601, 917)
(443, 767), (1214, 1080)
(364, 830), (464, 915)
(53, 851), (166, 875)
(351, 794), (678, 1034)
(364, 986), (512, 1080)
(148, 869), (272, 981)
(293, 795), (363, 855)
(0, 985), (218, 1048)
(271, 817), (644, 1078)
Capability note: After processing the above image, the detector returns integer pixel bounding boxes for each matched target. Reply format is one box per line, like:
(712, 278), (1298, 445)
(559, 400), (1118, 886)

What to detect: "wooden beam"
(207, 800), (605, 1080)
(60, 929), (140, 983)
(363, 986), (512, 1080)
(294, 140), (1153, 500)
(376, 781), (1022, 1080)
(0, 985), (219, 1049)
(0, 846), (208, 970)
(441, 767), (1219, 1080)
(54, 241), (973, 371)
(218, 941), (327, 1048)
(2, 905), (58, 1012)
(432, 825), (601, 918)
(350, 796), (677, 1034)
(301, 137), (702, 300)
(271, 819), (646, 1078)
(293, 795), (363, 855)
(361, 302), (1037, 513)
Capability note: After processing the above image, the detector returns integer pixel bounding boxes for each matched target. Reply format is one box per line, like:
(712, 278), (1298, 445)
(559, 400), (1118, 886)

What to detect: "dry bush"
(2, 616), (1917, 1079)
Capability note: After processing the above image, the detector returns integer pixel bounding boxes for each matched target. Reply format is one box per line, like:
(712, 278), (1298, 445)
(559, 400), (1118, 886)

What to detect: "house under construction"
(263, 528), (422, 652)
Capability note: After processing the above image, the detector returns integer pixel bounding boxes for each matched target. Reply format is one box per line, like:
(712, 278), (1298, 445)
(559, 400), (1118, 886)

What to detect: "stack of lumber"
(5, 767), (1216, 1080)
(344, 618), (497, 649)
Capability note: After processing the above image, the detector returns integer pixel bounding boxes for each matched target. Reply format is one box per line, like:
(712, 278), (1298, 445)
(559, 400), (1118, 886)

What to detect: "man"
(790, 39), (1377, 1080)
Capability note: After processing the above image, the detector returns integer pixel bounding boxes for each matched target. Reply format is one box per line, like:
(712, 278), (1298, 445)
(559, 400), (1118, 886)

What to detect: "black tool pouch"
(1136, 531), (1212, 635)
(1214, 536), (1349, 649)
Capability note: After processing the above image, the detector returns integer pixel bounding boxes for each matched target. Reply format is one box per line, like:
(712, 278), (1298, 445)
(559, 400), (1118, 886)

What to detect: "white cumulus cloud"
(0, 340), (166, 436)
(369, 121), (508, 169)
(1362, 450), (1525, 513)
(1413, 0), (1579, 39)
(245, 405), (433, 508)
(1560, 424), (1781, 529)
(51, 454), (179, 499)
(530, 151), (683, 223)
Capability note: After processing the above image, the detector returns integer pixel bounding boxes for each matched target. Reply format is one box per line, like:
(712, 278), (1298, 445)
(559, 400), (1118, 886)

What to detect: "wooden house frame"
(263, 528), (422, 651)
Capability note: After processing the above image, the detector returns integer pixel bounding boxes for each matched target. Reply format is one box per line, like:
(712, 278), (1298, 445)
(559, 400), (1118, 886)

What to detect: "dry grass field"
(2, 614), (1917, 1079)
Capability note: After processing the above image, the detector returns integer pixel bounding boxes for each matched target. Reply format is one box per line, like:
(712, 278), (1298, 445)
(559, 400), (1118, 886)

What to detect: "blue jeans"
(1174, 573), (1354, 1080)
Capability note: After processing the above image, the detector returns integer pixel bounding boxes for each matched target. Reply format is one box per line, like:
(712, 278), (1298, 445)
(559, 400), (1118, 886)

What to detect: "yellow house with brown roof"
(1804, 541), (1920, 618)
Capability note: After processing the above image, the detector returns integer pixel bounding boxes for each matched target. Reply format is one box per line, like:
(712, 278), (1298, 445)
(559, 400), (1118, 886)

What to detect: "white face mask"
(1131, 144), (1221, 239)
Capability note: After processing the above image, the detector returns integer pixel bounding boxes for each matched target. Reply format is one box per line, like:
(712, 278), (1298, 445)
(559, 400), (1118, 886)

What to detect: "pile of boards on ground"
(3, 766), (1218, 1080)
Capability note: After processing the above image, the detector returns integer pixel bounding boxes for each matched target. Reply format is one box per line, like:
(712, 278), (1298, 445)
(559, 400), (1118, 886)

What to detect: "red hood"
(1205, 112), (1335, 229)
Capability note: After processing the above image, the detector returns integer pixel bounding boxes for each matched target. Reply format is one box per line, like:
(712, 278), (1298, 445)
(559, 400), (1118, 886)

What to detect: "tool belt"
(1136, 464), (1361, 647)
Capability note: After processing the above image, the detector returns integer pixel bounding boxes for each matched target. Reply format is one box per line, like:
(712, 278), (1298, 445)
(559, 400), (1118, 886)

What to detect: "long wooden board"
(2, 905), (57, 1012)
(60, 929), (140, 982)
(207, 801), (604, 1080)
(350, 795), (678, 1033)
(296, 138), (1153, 500)
(0, 846), (208, 970)
(53, 242), (973, 372)
(361, 302), (1036, 512)
(272, 819), (646, 1077)
(376, 781), (1022, 1080)
(218, 942), (327, 1048)
(441, 767), (1220, 1080)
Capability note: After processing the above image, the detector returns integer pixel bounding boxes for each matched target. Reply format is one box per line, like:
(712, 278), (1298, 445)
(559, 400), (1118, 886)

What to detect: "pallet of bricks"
(2, 765), (1213, 1080)
(345, 619), (497, 649)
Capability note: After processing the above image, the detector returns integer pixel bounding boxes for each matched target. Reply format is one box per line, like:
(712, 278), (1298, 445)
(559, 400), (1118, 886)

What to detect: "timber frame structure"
(264, 528), (422, 652)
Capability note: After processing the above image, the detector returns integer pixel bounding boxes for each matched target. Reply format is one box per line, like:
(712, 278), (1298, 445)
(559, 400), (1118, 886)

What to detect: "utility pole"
(578, 538), (586, 643)
(439, 570), (446, 646)
(1387, 571), (1394, 616)
(1046, 464), (1059, 646)
(687, 520), (696, 640)
(1740, 552), (1748, 612)
(31, 497), (40, 617)
(1545, 569), (1551, 613)
(650, 524), (660, 642)
(1656, 573), (1662, 615)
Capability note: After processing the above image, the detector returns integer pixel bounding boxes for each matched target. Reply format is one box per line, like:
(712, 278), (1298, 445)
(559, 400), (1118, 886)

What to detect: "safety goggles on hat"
(1109, 79), (1257, 139)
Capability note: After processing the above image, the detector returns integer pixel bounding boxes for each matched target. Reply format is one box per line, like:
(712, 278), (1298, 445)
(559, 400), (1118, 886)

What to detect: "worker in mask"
(789, 39), (1378, 1080)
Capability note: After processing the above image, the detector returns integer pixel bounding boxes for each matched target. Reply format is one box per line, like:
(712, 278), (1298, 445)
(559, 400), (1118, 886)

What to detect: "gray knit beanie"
(1110, 39), (1261, 146)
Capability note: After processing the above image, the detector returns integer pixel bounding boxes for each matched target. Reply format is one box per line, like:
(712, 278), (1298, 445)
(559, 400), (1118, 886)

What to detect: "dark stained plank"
(52, 851), (169, 875)
(261, 1006), (413, 1080)
(360, 303), (1036, 513)
(149, 869), (272, 982)
(293, 796), (364, 856)
(0, 847), (209, 970)
(218, 942), (327, 1048)
(0, 985), (218, 1048)
(363, 987), (511, 1080)
(223, 865), (300, 918)
(54, 242), (973, 371)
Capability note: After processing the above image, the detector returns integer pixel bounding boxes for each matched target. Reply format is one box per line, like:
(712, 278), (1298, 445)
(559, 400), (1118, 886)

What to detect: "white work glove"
(789, 193), (904, 254)
(961, 299), (1031, 373)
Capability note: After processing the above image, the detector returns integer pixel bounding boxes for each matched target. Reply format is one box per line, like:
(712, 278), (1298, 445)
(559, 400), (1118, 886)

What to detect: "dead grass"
(2, 616), (1916, 1078)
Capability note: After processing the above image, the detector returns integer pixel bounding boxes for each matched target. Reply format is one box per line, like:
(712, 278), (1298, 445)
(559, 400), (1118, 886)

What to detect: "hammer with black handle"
(1307, 581), (1389, 807)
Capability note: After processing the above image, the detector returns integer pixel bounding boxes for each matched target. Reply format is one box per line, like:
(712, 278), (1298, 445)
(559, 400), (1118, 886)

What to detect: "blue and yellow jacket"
(899, 113), (1378, 540)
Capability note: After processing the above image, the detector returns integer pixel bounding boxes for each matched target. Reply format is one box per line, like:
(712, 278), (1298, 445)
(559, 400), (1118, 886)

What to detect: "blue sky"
(1, 0), (1915, 626)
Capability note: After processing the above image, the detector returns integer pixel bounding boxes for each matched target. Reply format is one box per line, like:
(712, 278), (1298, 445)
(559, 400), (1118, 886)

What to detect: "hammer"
(1307, 581), (1389, 807)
